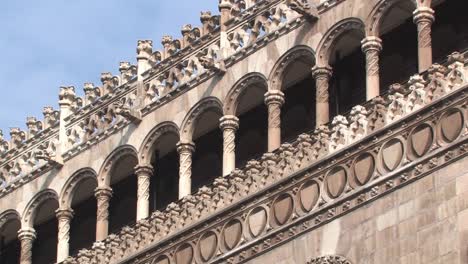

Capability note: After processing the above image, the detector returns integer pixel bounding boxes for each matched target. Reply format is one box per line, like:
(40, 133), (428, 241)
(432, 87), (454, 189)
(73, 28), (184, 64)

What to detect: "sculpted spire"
(200, 11), (219, 36)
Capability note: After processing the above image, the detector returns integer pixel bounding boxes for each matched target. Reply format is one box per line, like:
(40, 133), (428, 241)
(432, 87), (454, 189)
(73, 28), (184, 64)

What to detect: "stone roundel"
(409, 124), (434, 158)
(298, 180), (320, 212)
(439, 109), (464, 143)
(247, 207), (268, 238)
(198, 231), (218, 262)
(325, 166), (348, 199)
(381, 138), (404, 172)
(272, 193), (294, 225)
(353, 153), (375, 186)
(175, 243), (194, 264)
(222, 219), (243, 251)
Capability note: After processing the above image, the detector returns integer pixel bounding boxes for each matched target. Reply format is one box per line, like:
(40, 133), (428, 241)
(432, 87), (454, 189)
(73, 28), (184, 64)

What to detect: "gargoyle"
(287, 0), (319, 21)
(35, 149), (63, 167)
(198, 56), (226, 74)
(114, 100), (141, 123)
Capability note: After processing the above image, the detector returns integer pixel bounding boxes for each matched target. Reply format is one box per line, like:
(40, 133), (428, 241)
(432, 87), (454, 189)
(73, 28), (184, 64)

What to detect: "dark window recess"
(109, 175), (137, 234)
(32, 218), (58, 264)
(0, 236), (20, 264)
(236, 104), (268, 168)
(192, 128), (223, 191)
(151, 149), (179, 211)
(281, 75), (316, 142)
(70, 196), (97, 256)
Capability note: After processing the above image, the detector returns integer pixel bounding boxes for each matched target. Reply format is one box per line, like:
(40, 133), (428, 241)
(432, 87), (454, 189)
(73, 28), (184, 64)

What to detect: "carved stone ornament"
(101, 72), (119, 95)
(286, 0), (319, 21)
(137, 40), (153, 59)
(42, 106), (59, 128)
(59, 86), (78, 106)
(307, 255), (352, 264)
(84, 83), (101, 105)
(10, 127), (26, 149)
(26, 117), (43, 138)
(119, 62), (137, 84)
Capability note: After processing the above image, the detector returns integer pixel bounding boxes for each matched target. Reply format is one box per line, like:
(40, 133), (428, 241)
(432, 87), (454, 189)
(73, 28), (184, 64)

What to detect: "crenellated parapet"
(61, 53), (468, 263)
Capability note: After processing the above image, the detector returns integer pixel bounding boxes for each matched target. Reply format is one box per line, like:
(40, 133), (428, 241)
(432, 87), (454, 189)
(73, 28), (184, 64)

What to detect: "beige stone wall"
(247, 156), (468, 264)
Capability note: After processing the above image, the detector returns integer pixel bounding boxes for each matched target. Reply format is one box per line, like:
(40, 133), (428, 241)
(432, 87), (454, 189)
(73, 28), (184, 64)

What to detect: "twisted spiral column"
(56, 208), (74, 263)
(219, 115), (239, 176)
(94, 186), (112, 241)
(264, 90), (285, 152)
(18, 228), (36, 264)
(177, 141), (195, 199)
(361, 36), (383, 100)
(413, 7), (435, 72)
(312, 65), (333, 126)
(134, 165), (153, 220)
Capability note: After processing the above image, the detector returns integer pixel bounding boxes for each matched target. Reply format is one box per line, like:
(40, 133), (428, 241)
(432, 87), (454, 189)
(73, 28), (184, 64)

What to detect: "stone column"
(219, 0), (232, 57)
(18, 228), (36, 264)
(361, 36), (383, 100)
(413, 7), (435, 72)
(312, 65), (333, 126)
(219, 115), (239, 176)
(134, 165), (153, 221)
(56, 208), (74, 263)
(177, 142), (195, 199)
(94, 186), (112, 241)
(264, 90), (285, 152)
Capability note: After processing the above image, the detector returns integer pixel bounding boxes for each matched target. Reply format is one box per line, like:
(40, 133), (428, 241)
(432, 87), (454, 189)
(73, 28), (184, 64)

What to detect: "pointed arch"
(316, 17), (366, 66)
(179, 97), (224, 142)
(138, 121), (180, 166)
(59, 168), (98, 209)
(22, 189), (59, 228)
(223, 72), (268, 116)
(98, 145), (138, 186)
(268, 45), (316, 91)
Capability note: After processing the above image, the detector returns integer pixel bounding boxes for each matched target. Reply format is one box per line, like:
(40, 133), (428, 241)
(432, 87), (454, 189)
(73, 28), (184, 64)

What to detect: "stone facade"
(0, 0), (467, 263)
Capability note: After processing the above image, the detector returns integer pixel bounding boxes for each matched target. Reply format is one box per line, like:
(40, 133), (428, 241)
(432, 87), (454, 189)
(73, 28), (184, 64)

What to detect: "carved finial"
(9, 128), (26, 148)
(59, 86), (77, 106)
(83, 83), (101, 105)
(26, 117), (43, 138)
(119, 62), (137, 84)
(137, 40), (153, 59)
(100, 72), (119, 95)
(161, 35), (173, 46)
(43, 106), (59, 129)
(0, 130), (9, 154)
(181, 24), (193, 35)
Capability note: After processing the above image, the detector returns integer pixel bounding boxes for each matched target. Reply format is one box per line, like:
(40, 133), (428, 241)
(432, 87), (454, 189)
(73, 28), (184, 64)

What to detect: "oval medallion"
(154, 255), (170, 264)
(299, 180), (320, 212)
(175, 243), (193, 264)
(326, 167), (347, 198)
(354, 153), (375, 186)
(199, 231), (218, 261)
(441, 110), (463, 142)
(382, 139), (403, 171)
(273, 193), (293, 225)
(223, 219), (242, 250)
(248, 207), (267, 237)
(411, 124), (433, 157)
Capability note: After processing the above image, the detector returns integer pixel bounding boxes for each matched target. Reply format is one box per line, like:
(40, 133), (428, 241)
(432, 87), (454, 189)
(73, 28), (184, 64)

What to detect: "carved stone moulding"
(307, 255), (352, 264)
(437, 108), (464, 144)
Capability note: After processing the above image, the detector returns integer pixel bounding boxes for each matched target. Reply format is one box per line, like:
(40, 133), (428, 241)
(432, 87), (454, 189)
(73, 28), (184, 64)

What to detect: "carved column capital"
(413, 7), (435, 25)
(219, 115), (239, 131)
(361, 36), (382, 53)
(18, 228), (37, 241)
(264, 90), (285, 106)
(94, 186), (113, 199)
(311, 65), (333, 79)
(134, 164), (154, 176)
(56, 208), (74, 220)
(177, 141), (196, 154)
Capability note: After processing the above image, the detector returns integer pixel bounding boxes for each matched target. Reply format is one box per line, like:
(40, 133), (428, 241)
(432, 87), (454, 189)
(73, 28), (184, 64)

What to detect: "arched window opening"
(281, 58), (316, 142)
(329, 29), (366, 116)
(108, 154), (138, 234)
(192, 110), (223, 191)
(69, 178), (97, 256)
(149, 132), (179, 211)
(0, 217), (20, 264)
(378, 1), (418, 91)
(235, 83), (268, 168)
(32, 199), (58, 264)
(432, 0), (468, 62)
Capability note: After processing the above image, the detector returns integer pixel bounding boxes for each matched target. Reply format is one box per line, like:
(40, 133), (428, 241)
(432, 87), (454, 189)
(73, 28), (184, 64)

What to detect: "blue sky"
(0, 0), (218, 134)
